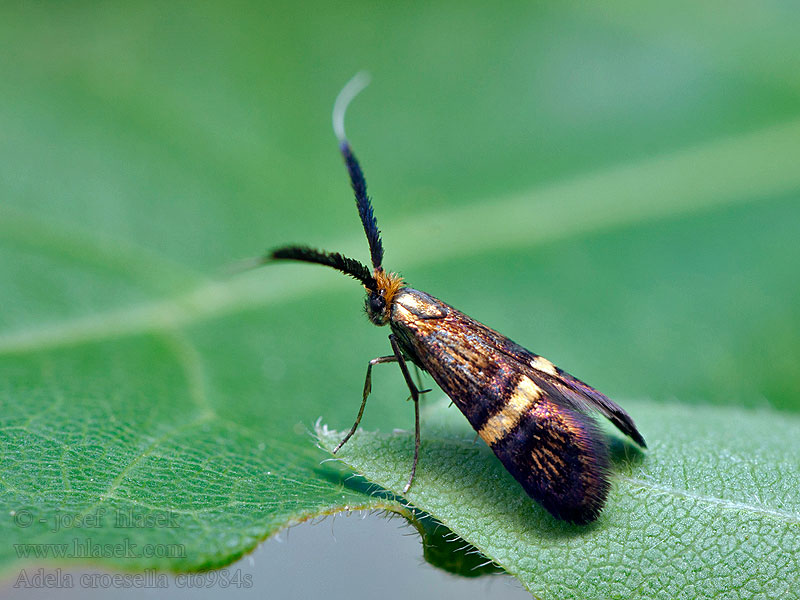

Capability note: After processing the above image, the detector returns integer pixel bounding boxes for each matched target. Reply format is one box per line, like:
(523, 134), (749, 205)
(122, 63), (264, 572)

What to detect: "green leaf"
(1, 1), (800, 598)
(319, 399), (800, 597)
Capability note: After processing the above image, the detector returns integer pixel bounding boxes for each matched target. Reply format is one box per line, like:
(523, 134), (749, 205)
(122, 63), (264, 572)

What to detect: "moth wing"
(538, 368), (647, 448)
(477, 373), (611, 524)
(389, 289), (637, 522)
(486, 333), (647, 448)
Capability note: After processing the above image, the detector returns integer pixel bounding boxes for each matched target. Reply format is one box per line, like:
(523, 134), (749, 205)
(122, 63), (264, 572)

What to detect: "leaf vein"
(620, 476), (800, 523)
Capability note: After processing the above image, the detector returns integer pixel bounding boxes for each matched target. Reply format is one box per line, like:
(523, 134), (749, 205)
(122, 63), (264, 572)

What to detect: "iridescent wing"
(390, 288), (645, 523)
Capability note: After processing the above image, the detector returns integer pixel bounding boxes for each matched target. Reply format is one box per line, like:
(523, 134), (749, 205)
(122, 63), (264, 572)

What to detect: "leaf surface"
(319, 399), (800, 598)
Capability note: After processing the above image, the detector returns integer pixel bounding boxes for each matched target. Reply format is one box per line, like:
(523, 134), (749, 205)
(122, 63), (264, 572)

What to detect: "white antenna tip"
(332, 71), (371, 143)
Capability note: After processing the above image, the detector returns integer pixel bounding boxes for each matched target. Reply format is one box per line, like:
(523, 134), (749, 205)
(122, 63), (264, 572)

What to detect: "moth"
(267, 74), (646, 524)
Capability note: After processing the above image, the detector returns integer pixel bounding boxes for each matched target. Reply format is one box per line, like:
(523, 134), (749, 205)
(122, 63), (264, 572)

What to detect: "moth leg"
(388, 335), (422, 494)
(405, 389), (420, 495)
(333, 355), (397, 454)
(412, 364), (432, 396)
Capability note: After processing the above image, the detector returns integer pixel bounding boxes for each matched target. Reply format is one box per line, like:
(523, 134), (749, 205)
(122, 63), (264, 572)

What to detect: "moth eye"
(369, 294), (386, 314)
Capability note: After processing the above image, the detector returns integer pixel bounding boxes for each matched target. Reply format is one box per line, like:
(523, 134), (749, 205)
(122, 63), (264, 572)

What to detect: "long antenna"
(270, 246), (377, 290)
(332, 72), (384, 272)
(333, 71), (371, 143)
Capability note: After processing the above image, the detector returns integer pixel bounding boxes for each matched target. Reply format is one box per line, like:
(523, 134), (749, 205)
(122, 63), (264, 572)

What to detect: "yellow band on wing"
(478, 376), (543, 445)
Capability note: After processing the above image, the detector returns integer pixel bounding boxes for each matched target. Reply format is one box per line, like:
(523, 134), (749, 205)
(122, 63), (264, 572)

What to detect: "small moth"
(267, 74), (646, 524)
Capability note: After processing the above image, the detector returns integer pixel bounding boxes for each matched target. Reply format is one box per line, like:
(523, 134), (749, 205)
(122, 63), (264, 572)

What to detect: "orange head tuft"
(364, 268), (404, 326)
(374, 269), (404, 307)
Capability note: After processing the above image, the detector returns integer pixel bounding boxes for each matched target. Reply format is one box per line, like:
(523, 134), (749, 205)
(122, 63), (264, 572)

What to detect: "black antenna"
(333, 72), (384, 271)
(269, 246), (377, 291)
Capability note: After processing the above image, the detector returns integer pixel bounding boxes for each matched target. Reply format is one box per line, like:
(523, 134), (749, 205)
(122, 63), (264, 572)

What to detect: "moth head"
(365, 269), (403, 326)
(365, 290), (386, 325)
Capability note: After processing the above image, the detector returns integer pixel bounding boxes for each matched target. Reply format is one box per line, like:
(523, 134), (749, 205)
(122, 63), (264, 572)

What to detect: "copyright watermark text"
(12, 508), (179, 533)
(14, 568), (253, 589)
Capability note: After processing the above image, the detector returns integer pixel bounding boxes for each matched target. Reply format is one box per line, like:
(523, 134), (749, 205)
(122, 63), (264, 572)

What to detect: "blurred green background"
(1, 1), (799, 598)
